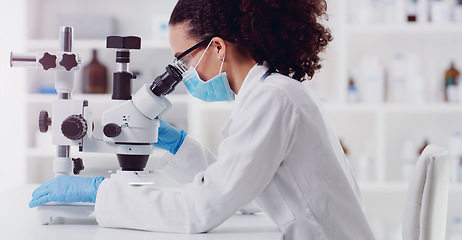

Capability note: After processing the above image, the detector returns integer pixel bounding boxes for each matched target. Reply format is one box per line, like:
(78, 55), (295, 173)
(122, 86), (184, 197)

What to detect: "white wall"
(0, 0), (26, 192)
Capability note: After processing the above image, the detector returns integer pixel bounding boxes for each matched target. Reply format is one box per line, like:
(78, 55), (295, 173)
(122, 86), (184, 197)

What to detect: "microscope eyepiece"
(150, 64), (183, 96)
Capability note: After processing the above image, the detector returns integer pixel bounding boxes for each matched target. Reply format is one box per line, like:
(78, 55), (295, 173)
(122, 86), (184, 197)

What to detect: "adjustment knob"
(103, 123), (122, 138)
(60, 53), (79, 71)
(72, 158), (85, 175)
(61, 115), (87, 140)
(39, 52), (57, 71)
(39, 110), (52, 133)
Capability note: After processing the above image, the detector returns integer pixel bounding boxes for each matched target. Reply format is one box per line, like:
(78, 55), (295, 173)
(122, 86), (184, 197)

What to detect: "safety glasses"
(173, 36), (237, 72)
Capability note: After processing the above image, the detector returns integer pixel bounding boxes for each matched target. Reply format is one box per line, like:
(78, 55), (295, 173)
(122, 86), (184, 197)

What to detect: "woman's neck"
(227, 56), (257, 94)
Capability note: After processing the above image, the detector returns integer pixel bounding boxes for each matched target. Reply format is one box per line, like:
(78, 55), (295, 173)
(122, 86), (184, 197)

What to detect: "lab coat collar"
(236, 62), (270, 101)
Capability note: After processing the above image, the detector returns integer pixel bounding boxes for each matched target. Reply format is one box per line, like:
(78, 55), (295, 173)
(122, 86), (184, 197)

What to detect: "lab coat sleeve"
(94, 85), (299, 233)
(155, 136), (218, 185)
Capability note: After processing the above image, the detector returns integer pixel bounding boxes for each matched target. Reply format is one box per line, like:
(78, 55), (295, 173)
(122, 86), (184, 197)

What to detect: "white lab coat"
(94, 63), (375, 239)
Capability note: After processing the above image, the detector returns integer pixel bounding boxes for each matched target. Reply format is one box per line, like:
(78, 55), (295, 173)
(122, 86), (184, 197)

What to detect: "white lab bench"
(0, 185), (283, 240)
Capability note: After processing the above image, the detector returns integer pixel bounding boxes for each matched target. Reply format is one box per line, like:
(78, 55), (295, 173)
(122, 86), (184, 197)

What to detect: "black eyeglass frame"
(175, 36), (238, 61)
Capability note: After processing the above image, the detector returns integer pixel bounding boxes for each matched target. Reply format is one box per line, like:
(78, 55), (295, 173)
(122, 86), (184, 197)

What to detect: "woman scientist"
(30, 0), (375, 239)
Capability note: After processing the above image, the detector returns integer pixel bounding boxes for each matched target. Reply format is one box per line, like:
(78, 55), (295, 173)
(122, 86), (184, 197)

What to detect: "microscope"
(10, 27), (186, 224)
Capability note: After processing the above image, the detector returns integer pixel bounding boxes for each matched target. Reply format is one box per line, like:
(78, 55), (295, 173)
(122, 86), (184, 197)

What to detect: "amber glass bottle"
(83, 49), (108, 93)
(444, 62), (460, 102)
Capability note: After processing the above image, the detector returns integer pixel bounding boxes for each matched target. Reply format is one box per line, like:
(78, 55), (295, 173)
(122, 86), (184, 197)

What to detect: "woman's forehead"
(169, 23), (198, 54)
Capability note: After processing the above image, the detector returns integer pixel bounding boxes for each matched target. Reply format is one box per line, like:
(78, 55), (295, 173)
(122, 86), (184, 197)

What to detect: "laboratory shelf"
(25, 39), (170, 50)
(27, 93), (111, 103)
(358, 182), (408, 192)
(26, 93), (190, 105)
(359, 182), (462, 193)
(346, 24), (462, 35)
(26, 147), (166, 159)
(325, 103), (462, 113)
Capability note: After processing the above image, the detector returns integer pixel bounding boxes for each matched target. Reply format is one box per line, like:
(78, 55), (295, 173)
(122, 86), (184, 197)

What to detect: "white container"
(356, 153), (374, 182)
(406, 54), (426, 104)
(389, 54), (407, 103)
(453, 2), (462, 22)
(353, 0), (373, 24)
(431, 0), (451, 24)
(417, 0), (430, 23)
(359, 55), (385, 103)
(383, 0), (398, 24)
(449, 131), (462, 182)
(401, 140), (418, 181)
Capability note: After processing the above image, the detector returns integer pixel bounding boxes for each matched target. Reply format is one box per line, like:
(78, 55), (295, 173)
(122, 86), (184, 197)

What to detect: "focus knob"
(60, 53), (79, 71)
(39, 110), (52, 133)
(72, 158), (85, 175)
(61, 115), (87, 140)
(103, 123), (122, 138)
(38, 52), (57, 71)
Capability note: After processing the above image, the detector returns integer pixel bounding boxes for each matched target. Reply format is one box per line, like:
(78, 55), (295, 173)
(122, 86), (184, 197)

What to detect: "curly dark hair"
(169, 0), (332, 82)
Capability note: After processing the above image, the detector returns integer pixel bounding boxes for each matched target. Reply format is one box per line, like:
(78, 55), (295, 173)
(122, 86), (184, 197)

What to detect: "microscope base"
(37, 203), (95, 225)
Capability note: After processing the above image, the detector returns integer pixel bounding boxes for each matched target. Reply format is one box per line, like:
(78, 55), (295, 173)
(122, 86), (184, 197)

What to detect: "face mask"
(181, 39), (235, 102)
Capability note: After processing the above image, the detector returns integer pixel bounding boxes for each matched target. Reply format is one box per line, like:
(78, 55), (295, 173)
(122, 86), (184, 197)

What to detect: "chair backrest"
(402, 144), (450, 240)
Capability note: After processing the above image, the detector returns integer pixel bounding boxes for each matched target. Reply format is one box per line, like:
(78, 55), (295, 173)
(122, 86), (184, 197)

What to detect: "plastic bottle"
(354, 0), (372, 24)
(82, 49), (108, 94)
(357, 153), (373, 182)
(445, 62), (460, 102)
(406, 54), (426, 104)
(431, 0), (451, 24)
(454, 0), (462, 22)
(449, 131), (462, 182)
(402, 140), (418, 181)
(389, 54), (407, 103)
(383, 0), (398, 24)
(360, 55), (385, 103)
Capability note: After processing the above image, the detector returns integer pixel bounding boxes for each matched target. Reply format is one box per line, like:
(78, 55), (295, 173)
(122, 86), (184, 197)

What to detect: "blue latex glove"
(152, 118), (187, 155)
(29, 176), (105, 208)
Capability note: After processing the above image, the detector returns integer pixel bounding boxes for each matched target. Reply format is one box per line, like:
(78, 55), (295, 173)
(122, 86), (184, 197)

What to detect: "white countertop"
(0, 185), (282, 240)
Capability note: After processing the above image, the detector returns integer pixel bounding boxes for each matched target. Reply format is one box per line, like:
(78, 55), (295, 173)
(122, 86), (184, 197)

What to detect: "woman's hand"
(152, 118), (187, 155)
(29, 176), (105, 208)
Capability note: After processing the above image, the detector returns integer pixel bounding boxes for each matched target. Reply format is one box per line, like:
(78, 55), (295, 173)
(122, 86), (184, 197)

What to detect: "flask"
(444, 62), (460, 102)
(83, 49), (108, 94)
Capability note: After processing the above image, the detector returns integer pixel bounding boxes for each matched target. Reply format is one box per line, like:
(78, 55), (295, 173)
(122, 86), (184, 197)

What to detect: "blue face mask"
(181, 40), (235, 102)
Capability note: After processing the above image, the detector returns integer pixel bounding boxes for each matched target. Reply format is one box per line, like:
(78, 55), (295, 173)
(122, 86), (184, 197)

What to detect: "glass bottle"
(445, 62), (460, 102)
(83, 49), (108, 94)
(347, 78), (359, 103)
(407, 0), (418, 22)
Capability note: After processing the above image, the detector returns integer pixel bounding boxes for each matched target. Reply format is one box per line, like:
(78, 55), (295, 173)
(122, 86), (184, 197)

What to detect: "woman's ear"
(212, 37), (227, 61)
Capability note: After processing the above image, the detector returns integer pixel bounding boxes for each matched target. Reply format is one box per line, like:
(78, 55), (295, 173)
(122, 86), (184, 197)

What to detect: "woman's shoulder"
(261, 73), (315, 103)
